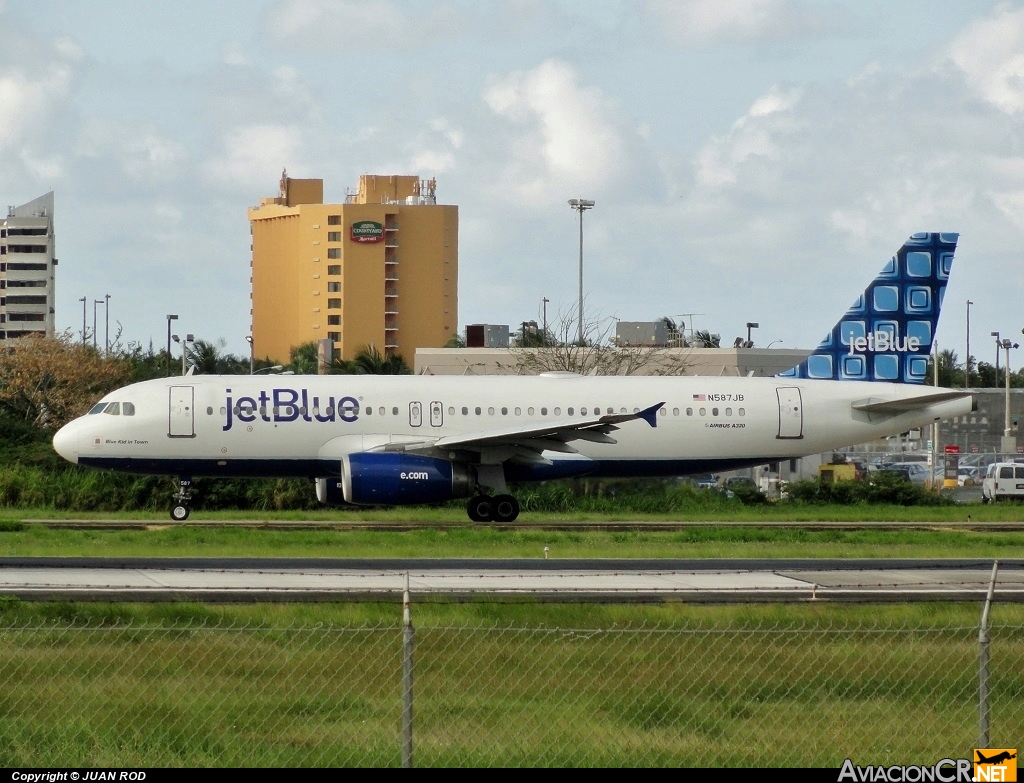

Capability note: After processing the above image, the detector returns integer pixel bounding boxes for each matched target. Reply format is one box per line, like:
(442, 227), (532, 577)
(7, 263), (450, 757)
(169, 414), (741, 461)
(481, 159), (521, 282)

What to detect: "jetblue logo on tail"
(780, 232), (957, 384)
(848, 334), (921, 355)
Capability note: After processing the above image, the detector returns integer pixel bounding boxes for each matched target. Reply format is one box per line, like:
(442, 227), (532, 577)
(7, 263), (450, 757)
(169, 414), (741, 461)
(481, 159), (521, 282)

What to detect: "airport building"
(248, 173), (458, 364)
(0, 193), (56, 342)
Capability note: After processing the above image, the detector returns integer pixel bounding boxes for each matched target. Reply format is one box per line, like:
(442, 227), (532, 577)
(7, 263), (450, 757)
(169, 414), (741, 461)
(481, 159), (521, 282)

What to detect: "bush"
(784, 473), (951, 507)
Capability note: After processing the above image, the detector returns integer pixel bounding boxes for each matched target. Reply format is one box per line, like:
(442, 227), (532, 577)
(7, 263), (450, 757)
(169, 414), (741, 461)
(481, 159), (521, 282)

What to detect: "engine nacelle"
(318, 453), (475, 506)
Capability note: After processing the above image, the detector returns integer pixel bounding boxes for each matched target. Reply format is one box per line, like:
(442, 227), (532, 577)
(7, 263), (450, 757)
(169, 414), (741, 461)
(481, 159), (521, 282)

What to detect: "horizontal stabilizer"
(852, 390), (972, 414)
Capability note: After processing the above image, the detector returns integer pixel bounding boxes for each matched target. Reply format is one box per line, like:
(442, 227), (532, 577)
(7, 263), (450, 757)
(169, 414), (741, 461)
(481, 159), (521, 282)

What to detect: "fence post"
(402, 571), (414, 768)
(978, 560), (999, 749)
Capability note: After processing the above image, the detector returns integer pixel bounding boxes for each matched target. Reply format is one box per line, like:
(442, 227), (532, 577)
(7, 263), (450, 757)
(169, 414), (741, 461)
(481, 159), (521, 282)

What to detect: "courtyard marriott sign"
(350, 220), (384, 243)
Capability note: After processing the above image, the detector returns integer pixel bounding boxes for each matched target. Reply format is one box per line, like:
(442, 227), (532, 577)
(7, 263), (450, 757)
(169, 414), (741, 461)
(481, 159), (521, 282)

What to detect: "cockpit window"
(103, 402), (121, 415)
(88, 403), (107, 415)
(122, 402), (136, 416)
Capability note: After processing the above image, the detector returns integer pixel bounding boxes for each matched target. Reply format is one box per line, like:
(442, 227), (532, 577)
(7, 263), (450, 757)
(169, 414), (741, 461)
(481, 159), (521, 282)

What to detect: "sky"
(2, 0), (1023, 365)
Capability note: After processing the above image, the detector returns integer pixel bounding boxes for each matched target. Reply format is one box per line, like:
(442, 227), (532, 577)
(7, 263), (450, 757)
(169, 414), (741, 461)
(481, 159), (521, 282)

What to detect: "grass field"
(0, 601), (1020, 767)
(0, 516), (1022, 558)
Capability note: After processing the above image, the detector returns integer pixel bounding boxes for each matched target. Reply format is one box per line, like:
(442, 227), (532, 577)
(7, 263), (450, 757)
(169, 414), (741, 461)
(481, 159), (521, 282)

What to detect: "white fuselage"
(53, 374), (972, 480)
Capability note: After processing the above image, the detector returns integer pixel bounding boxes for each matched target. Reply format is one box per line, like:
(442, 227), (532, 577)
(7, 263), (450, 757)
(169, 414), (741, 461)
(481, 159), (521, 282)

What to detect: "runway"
(0, 558), (1020, 602)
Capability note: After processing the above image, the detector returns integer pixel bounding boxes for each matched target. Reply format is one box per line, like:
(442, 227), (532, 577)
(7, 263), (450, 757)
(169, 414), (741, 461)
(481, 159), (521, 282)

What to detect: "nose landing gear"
(170, 477), (192, 521)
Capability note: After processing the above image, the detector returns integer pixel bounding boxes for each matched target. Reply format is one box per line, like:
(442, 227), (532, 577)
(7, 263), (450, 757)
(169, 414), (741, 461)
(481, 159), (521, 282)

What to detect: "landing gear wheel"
(492, 494), (520, 523)
(171, 476), (193, 522)
(467, 495), (493, 523)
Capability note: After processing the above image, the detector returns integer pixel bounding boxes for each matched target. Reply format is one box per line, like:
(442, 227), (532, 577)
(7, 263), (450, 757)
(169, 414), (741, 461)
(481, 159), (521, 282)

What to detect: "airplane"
(976, 751), (1016, 765)
(52, 232), (973, 523)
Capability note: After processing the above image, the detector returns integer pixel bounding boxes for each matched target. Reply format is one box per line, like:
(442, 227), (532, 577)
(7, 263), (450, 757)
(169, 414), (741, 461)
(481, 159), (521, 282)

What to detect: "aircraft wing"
(851, 390), (972, 414)
(382, 401), (664, 460)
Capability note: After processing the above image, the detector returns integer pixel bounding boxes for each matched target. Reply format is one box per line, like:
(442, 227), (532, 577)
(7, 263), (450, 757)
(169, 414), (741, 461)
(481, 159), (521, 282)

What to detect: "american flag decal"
(692, 394), (706, 401)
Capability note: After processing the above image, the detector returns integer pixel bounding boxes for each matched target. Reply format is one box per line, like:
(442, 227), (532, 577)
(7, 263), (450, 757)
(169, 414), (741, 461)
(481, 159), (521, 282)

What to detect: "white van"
(981, 462), (1024, 502)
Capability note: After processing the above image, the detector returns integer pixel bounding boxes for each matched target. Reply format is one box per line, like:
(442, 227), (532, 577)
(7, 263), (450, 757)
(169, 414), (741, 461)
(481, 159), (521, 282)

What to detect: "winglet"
(638, 402), (664, 428)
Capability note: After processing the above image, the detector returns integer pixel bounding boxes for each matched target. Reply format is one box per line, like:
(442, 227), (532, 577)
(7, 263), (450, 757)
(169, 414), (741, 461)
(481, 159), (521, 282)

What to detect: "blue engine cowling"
(316, 453), (475, 506)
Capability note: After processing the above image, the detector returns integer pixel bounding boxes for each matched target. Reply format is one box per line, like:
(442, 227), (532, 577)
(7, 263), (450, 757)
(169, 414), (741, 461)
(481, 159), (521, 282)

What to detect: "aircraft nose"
(52, 422), (79, 464)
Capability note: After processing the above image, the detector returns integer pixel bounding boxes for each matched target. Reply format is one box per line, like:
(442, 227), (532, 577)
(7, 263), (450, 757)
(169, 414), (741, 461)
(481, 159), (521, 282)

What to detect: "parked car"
(878, 462), (930, 485)
(694, 474), (719, 489)
(724, 476), (758, 492)
(957, 466), (983, 486)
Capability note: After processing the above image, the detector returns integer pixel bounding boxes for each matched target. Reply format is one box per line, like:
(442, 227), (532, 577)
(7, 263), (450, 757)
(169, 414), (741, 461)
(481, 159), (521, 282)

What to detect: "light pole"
(166, 314), (178, 376)
(173, 333), (194, 376)
(567, 198), (595, 345)
(104, 293), (110, 356)
(966, 299), (973, 388)
(79, 297), (86, 345)
(92, 300), (101, 350)
(1001, 338), (1019, 452)
(246, 335), (254, 374)
(541, 297), (549, 345)
(992, 331), (1001, 385)
(746, 322), (759, 347)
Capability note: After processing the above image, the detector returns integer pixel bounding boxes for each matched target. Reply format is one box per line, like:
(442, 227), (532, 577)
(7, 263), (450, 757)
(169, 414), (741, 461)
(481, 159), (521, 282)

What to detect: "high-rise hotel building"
(0, 192), (56, 342)
(248, 173), (458, 364)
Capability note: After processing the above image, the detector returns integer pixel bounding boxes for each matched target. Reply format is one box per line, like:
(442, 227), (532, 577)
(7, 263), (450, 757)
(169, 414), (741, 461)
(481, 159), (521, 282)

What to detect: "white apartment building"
(0, 193), (56, 341)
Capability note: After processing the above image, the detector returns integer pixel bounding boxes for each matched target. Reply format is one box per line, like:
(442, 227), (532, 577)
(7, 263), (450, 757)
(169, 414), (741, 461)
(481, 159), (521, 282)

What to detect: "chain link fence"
(0, 608), (1021, 766)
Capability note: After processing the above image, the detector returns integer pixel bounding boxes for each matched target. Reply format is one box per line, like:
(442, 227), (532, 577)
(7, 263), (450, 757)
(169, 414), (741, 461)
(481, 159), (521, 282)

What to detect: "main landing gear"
(466, 494), (520, 523)
(170, 477), (192, 521)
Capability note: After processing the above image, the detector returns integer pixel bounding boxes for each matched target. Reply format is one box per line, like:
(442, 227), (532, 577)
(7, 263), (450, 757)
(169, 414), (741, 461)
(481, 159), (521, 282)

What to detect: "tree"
(288, 342), (320, 374)
(504, 311), (691, 376)
(335, 345), (411, 375)
(925, 349), (963, 387)
(0, 334), (133, 429)
(691, 329), (721, 348)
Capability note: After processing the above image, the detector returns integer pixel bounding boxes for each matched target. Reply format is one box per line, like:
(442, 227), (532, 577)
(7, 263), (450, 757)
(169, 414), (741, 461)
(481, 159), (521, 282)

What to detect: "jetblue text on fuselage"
(223, 388), (359, 431)
(847, 333), (921, 355)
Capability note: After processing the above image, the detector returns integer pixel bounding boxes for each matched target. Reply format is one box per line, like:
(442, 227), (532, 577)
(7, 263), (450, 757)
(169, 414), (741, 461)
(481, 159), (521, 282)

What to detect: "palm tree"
(288, 342), (320, 374)
(335, 345), (411, 375)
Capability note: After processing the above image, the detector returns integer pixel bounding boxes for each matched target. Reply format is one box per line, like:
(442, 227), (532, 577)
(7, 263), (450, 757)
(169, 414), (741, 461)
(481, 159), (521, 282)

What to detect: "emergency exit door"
(776, 387), (803, 439)
(168, 386), (195, 438)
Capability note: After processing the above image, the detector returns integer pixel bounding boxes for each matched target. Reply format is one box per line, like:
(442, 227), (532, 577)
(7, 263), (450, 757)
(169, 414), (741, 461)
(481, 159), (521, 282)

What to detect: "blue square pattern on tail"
(779, 232), (958, 383)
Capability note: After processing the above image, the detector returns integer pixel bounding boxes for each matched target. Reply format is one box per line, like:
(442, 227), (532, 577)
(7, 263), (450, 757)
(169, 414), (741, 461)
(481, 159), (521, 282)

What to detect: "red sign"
(944, 445), (960, 454)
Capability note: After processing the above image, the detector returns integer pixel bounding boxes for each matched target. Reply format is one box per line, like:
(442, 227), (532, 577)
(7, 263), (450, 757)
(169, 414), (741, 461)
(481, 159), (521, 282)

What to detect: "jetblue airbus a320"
(53, 233), (973, 522)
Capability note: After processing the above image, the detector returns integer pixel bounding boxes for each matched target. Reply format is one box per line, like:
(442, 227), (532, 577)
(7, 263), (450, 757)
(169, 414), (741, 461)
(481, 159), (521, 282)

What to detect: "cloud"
(76, 120), (189, 186)
(482, 60), (629, 201)
(264, 0), (463, 49)
(694, 86), (803, 187)
(645, 0), (838, 45)
(202, 124), (304, 192)
(0, 64), (73, 150)
(950, 4), (1024, 114)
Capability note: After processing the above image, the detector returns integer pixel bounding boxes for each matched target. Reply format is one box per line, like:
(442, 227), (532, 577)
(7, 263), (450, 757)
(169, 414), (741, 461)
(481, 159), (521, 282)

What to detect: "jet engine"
(316, 452), (475, 506)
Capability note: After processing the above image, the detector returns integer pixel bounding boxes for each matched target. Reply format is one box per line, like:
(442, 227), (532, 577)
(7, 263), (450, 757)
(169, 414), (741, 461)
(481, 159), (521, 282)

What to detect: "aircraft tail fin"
(778, 232), (958, 383)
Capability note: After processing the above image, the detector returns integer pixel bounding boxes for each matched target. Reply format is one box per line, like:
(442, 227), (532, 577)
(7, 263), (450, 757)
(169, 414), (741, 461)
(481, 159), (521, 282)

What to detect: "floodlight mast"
(568, 199), (595, 345)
